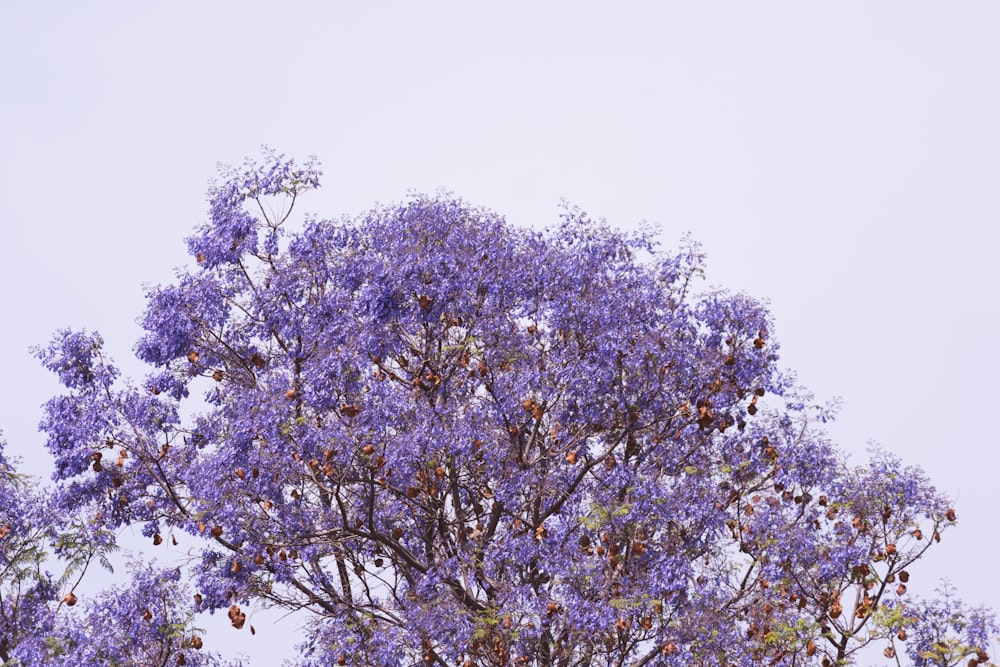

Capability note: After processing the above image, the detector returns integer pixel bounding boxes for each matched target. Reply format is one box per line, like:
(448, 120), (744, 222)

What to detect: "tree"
(4, 149), (994, 665)
(0, 438), (232, 666)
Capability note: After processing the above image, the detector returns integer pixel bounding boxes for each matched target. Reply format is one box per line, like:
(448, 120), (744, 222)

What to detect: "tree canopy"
(1, 150), (994, 666)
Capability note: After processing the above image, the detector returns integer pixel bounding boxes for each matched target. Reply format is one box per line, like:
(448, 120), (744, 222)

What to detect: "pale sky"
(2, 3), (998, 664)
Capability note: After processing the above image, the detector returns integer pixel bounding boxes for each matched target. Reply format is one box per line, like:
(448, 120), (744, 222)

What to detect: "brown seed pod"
(63, 592), (78, 606)
(228, 604), (247, 629)
(191, 635), (203, 649)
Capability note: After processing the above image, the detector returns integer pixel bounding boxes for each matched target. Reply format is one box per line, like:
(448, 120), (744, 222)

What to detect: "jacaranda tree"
(1, 150), (994, 666)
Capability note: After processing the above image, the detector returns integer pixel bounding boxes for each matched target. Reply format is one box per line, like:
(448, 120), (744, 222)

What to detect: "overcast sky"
(2, 3), (998, 664)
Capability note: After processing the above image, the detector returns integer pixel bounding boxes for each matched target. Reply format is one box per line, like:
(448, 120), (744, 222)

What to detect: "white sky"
(2, 3), (998, 664)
